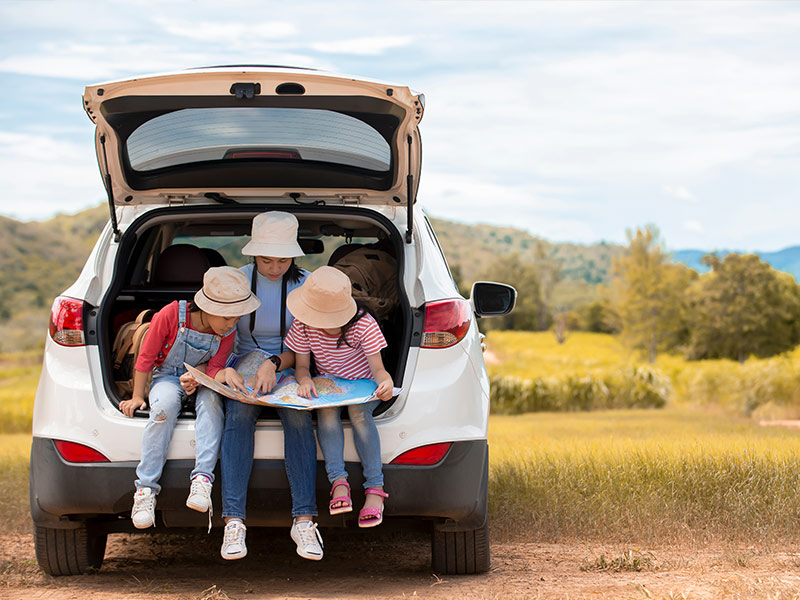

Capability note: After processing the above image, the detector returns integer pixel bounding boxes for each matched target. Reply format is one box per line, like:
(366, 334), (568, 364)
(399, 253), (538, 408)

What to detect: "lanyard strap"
(249, 262), (287, 354)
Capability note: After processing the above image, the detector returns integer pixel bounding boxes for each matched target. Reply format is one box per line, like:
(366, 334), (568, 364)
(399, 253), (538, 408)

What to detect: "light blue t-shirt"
(234, 263), (309, 356)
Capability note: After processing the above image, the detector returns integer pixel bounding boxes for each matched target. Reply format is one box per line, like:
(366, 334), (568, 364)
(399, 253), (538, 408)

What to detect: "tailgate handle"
(230, 82), (261, 99)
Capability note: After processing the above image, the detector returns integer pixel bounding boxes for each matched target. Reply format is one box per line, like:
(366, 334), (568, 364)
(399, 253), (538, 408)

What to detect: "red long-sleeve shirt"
(135, 301), (234, 379)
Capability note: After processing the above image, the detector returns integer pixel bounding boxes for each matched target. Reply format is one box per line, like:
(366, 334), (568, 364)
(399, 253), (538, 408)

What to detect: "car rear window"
(126, 107), (391, 173)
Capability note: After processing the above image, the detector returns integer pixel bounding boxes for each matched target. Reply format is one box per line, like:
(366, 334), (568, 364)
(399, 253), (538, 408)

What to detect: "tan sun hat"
(241, 211), (305, 258)
(194, 266), (261, 318)
(286, 266), (358, 329)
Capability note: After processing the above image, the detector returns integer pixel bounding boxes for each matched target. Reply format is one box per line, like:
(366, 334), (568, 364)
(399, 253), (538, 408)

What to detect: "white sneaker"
(290, 519), (323, 561)
(186, 475), (213, 513)
(131, 487), (156, 529)
(220, 519), (247, 560)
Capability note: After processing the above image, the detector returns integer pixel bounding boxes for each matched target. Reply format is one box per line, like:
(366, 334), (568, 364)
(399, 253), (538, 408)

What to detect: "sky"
(1, 0), (799, 252)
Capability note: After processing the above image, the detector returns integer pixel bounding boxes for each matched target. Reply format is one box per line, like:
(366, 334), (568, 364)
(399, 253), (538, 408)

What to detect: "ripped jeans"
(135, 375), (224, 493)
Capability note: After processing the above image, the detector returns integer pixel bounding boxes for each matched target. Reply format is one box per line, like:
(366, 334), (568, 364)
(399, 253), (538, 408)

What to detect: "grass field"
(486, 330), (800, 418)
(489, 408), (800, 544)
(0, 351), (41, 435)
(1, 433), (32, 533)
(5, 342), (800, 547)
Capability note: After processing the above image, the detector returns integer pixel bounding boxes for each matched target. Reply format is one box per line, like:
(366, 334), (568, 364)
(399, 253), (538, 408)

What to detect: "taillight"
(390, 442), (453, 465)
(421, 299), (472, 348)
(53, 440), (109, 463)
(48, 296), (85, 346)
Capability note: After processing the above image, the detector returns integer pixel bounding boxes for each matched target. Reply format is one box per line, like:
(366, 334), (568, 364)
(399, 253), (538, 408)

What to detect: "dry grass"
(0, 351), (41, 434)
(489, 408), (800, 545)
(0, 434), (32, 534)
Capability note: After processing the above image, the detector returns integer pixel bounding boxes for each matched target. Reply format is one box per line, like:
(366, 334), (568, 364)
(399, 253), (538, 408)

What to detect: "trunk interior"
(99, 205), (410, 419)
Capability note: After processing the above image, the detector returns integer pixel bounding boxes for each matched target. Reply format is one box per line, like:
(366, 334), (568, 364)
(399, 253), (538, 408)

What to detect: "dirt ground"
(4, 529), (800, 599)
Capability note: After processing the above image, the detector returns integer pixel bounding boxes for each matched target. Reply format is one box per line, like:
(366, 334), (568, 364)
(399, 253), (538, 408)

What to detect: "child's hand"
(375, 376), (394, 401)
(297, 378), (318, 399)
(179, 372), (198, 395)
(254, 358), (278, 394)
(120, 396), (147, 417)
(222, 368), (246, 392)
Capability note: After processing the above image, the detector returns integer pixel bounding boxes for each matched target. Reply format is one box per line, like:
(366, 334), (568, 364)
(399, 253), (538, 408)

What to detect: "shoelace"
(133, 491), (156, 527)
(190, 478), (214, 533)
(295, 521), (324, 553)
(223, 521), (246, 553)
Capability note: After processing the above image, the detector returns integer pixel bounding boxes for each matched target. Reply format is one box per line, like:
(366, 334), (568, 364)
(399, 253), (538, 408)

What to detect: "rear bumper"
(30, 437), (488, 532)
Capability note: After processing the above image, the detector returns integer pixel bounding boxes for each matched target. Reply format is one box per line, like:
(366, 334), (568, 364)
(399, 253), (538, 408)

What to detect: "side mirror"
(470, 281), (517, 317)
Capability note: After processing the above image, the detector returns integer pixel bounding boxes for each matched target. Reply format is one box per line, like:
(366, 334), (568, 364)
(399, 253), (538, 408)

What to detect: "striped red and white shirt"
(284, 313), (387, 380)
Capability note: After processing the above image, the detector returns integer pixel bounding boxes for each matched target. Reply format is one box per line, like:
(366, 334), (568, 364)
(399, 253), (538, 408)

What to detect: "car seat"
(154, 244), (211, 286)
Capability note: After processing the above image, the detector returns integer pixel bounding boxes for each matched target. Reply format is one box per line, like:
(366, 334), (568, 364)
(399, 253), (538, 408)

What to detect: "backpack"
(331, 246), (398, 320)
(111, 309), (156, 398)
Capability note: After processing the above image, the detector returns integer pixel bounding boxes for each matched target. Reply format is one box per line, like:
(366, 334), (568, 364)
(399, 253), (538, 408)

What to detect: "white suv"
(30, 66), (516, 576)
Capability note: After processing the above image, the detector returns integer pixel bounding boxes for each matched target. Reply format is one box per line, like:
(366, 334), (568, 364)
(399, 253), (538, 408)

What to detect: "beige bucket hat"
(241, 211), (305, 258)
(194, 266), (261, 317)
(286, 266), (358, 329)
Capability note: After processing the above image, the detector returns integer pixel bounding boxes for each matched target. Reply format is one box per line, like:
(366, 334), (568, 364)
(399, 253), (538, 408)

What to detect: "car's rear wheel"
(431, 520), (490, 574)
(34, 523), (107, 576)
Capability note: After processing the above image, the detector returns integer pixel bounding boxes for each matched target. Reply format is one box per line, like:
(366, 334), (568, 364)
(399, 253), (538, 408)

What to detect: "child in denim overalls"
(120, 267), (260, 530)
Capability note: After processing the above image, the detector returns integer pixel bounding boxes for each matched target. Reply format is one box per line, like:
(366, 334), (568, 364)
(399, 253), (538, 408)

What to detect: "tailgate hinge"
(338, 195), (362, 206)
(166, 195), (188, 207)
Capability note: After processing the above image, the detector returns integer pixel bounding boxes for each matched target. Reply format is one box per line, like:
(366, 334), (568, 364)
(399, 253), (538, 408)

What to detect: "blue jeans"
(135, 377), (224, 492)
(316, 400), (383, 490)
(220, 398), (318, 519)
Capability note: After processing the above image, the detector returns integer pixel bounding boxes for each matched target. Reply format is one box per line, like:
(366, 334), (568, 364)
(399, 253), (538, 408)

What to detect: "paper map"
(184, 350), (399, 410)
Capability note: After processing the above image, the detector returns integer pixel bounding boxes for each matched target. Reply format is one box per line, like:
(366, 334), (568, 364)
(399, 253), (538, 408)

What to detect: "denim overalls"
(135, 301), (232, 493)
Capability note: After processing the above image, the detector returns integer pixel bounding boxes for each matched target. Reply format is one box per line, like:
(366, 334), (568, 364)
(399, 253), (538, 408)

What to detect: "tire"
(431, 520), (490, 574)
(34, 523), (107, 576)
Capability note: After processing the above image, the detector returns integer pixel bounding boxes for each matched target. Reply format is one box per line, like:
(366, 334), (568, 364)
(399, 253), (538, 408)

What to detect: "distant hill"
(429, 218), (625, 285)
(0, 204), (107, 352)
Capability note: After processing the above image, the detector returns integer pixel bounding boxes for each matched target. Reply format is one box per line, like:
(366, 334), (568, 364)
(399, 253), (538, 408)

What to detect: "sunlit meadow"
(5, 338), (800, 543)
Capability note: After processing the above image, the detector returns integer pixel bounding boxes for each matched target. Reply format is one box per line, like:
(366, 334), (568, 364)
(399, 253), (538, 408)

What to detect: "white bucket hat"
(194, 267), (261, 318)
(286, 266), (358, 329)
(241, 211), (305, 258)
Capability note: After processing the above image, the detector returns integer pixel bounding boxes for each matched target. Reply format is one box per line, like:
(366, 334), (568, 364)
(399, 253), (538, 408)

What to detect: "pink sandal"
(329, 480), (352, 515)
(358, 488), (389, 528)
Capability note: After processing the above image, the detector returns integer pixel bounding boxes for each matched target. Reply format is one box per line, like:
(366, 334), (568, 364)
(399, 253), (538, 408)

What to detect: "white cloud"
(662, 185), (697, 203)
(0, 131), (106, 220)
(310, 36), (413, 56)
(683, 220), (704, 234)
(419, 171), (596, 243)
(152, 17), (297, 42)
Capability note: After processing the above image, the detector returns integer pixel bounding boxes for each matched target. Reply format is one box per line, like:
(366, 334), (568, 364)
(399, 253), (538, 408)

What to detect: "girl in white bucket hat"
(216, 211), (324, 562)
(120, 267), (260, 532)
(285, 266), (394, 528)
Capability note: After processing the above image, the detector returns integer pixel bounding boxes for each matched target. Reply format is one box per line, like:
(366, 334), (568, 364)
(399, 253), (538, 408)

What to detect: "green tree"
(610, 226), (696, 362)
(476, 252), (543, 331)
(579, 299), (620, 334)
(685, 253), (800, 362)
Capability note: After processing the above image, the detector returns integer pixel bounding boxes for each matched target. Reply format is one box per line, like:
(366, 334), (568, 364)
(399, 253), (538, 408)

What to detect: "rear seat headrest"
(155, 244), (211, 285)
(202, 247), (227, 267)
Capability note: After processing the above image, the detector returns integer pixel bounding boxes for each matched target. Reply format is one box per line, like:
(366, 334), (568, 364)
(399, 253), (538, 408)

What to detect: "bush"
(489, 366), (669, 414)
(677, 355), (800, 417)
